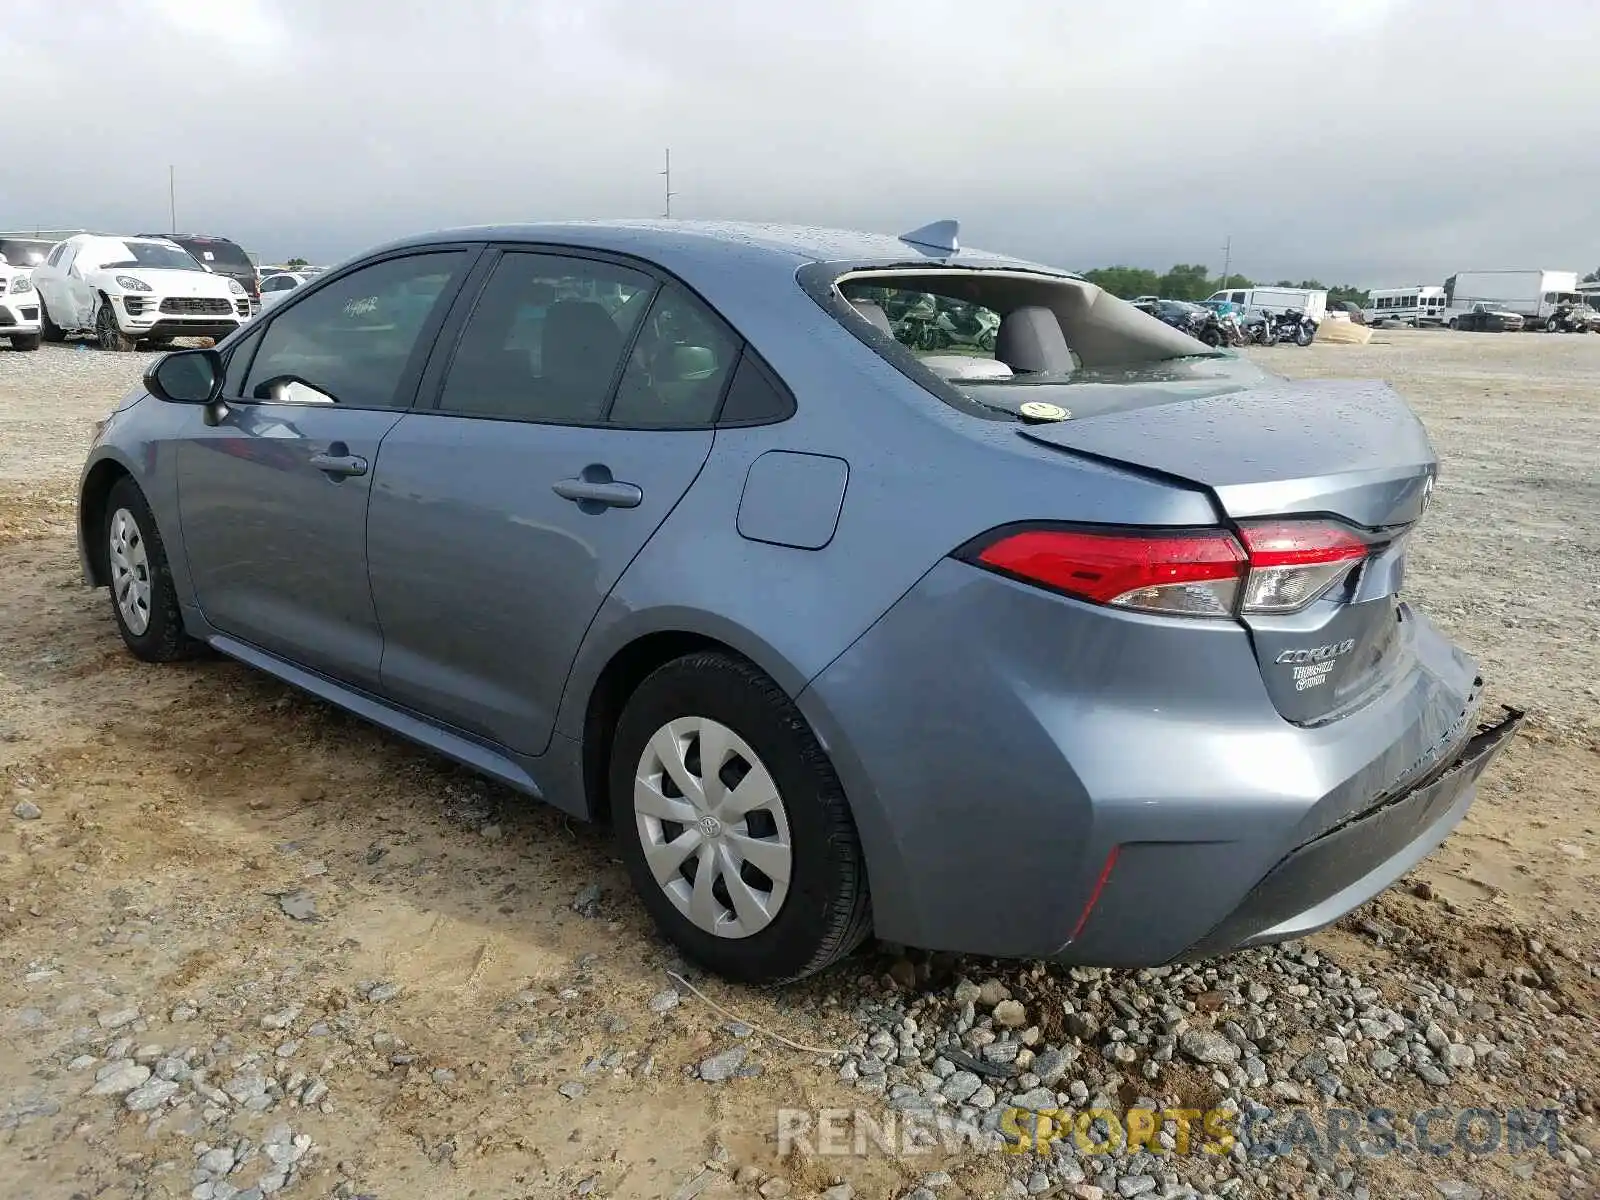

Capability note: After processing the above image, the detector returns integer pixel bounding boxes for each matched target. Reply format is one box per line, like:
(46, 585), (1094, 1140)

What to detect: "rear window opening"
(822, 266), (1245, 422)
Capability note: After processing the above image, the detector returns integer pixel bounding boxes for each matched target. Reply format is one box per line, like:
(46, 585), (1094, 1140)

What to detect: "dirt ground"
(1, 329), (1596, 1200)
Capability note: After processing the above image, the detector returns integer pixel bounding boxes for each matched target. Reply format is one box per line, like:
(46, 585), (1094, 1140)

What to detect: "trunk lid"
(1014, 378), (1438, 725)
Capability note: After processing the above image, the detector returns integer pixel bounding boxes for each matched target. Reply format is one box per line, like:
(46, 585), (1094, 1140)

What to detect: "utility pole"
(661, 148), (675, 219)
(168, 165), (177, 233)
(1220, 235), (1232, 292)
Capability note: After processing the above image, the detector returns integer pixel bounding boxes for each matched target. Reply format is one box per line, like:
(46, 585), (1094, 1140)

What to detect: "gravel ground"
(1, 332), (1597, 1200)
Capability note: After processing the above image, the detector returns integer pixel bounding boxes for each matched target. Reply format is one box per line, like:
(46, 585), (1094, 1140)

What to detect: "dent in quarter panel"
(737, 451), (849, 550)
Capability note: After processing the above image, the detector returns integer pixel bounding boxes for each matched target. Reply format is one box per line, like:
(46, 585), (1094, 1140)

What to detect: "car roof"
(364, 219), (1078, 279)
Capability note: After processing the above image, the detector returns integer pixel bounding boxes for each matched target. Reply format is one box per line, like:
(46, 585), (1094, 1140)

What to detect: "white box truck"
(1205, 286), (1328, 324)
(1443, 270), (1581, 327)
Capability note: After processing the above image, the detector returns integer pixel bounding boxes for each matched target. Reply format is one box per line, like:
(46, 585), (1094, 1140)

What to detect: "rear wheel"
(103, 476), (205, 662)
(96, 299), (135, 352)
(39, 301), (65, 342)
(9, 332), (41, 351)
(610, 651), (871, 983)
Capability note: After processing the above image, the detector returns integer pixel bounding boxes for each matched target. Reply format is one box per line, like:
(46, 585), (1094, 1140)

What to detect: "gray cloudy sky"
(4, 0), (1595, 285)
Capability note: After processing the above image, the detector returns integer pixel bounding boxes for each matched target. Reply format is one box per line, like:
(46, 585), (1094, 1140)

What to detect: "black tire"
(9, 332), (42, 351)
(610, 651), (872, 984)
(1448, 318), (1460, 331)
(1545, 318), (1559, 333)
(96, 298), (135, 352)
(102, 476), (205, 663)
(1295, 324), (1314, 347)
(39, 300), (66, 342)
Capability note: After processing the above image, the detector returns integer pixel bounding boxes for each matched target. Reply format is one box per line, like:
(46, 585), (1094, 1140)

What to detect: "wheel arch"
(566, 612), (815, 826)
(79, 455), (136, 587)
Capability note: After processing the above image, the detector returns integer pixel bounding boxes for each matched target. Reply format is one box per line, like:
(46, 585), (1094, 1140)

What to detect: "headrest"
(996, 306), (1073, 374)
(849, 300), (893, 335)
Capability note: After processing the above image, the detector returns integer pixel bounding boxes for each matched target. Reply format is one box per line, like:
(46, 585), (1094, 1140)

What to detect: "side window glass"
(716, 351), (795, 424)
(436, 252), (654, 423)
(243, 251), (465, 408)
(609, 283), (740, 427)
(223, 326), (265, 397)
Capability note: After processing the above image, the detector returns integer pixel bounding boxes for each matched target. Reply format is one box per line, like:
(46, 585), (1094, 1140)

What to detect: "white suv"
(31, 234), (249, 351)
(0, 252), (42, 350)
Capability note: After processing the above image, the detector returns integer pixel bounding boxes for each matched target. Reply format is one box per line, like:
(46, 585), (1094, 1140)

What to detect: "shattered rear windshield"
(813, 265), (1230, 422)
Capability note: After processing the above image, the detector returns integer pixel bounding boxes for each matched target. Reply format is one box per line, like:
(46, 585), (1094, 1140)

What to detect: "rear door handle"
(552, 470), (642, 509)
(309, 452), (368, 478)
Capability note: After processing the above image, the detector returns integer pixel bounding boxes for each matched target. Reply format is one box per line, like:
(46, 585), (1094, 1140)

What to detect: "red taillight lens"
(972, 527), (1248, 618)
(1236, 521), (1369, 614)
(963, 519), (1375, 618)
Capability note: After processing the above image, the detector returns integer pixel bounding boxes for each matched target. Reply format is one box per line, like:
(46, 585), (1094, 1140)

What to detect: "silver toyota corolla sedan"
(76, 219), (1521, 984)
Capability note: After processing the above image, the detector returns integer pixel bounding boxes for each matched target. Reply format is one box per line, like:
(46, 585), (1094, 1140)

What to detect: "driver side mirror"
(144, 348), (223, 405)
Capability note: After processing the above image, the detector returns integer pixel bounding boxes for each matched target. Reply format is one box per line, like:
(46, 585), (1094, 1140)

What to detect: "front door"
(175, 248), (474, 688)
(366, 249), (740, 753)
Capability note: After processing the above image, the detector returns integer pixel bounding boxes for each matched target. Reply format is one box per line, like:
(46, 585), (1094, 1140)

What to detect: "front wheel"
(1295, 324), (1314, 347)
(96, 300), (135, 352)
(1448, 318), (1460, 330)
(610, 652), (871, 984)
(1545, 317), (1560, 332)
(9, 332), (42, 351)
(103, 476), (206, 662)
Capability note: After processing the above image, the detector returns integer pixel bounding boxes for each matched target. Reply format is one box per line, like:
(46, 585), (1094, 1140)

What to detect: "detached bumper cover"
(1179, 705), (1523, 958)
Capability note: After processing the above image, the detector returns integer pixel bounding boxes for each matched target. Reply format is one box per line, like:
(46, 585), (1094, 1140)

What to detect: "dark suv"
(139, 233), (259, 311)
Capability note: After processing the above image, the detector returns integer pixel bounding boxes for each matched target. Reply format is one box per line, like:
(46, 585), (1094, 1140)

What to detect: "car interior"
(837, 269), (1208, 385)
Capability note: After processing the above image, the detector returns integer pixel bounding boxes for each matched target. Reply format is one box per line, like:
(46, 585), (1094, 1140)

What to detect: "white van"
(1205, 286), (1327, 324)
(1365, 286), (1447, 327)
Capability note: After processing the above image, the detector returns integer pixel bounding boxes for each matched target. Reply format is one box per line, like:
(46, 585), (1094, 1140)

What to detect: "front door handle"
(552, 468), (642, 510)
(309, 452), (369, 478)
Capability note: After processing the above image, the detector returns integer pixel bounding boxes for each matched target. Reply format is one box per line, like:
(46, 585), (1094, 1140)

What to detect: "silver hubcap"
(634, 716), (792, 939)
(108, 507), (152, 635)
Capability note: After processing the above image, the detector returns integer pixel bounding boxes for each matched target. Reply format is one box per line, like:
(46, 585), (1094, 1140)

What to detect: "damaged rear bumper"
(1178, 705), (1524, 958)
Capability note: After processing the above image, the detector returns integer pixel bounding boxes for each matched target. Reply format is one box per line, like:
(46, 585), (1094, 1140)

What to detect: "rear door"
(174, 248), (475, 688)
(366, 248), (737, 753)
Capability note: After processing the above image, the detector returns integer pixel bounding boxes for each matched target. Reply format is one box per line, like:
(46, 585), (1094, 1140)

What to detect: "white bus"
(1364, 286), (1447, 327)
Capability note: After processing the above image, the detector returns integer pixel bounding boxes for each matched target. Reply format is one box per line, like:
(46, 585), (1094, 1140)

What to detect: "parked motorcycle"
(927, 302), (1000, 351)
(1269, 308), (1317, 346)
(1240, 309), (1275, 345)
(893, 298), (1000, 351)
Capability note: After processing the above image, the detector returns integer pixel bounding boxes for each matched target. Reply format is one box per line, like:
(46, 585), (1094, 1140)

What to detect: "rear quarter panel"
(554, 255), (1225, 770)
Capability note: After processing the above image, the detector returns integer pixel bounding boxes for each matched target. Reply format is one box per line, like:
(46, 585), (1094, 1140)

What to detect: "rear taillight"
(969, 527), (1247, 617)
(961, 519), (1374, 619)
(1235, 521), (1368, 614)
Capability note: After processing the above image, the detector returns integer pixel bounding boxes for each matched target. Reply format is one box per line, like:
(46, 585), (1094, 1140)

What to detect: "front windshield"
(95, 241), (204, 271)
(174, 239), (253, 272)
(0, 239), (54, 267)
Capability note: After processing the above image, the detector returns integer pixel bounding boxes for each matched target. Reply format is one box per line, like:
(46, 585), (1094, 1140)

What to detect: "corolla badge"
(1275, 639), (1356, 666)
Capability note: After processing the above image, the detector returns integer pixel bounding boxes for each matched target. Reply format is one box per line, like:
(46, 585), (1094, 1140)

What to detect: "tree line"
(1079, 263), (1370, 308)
